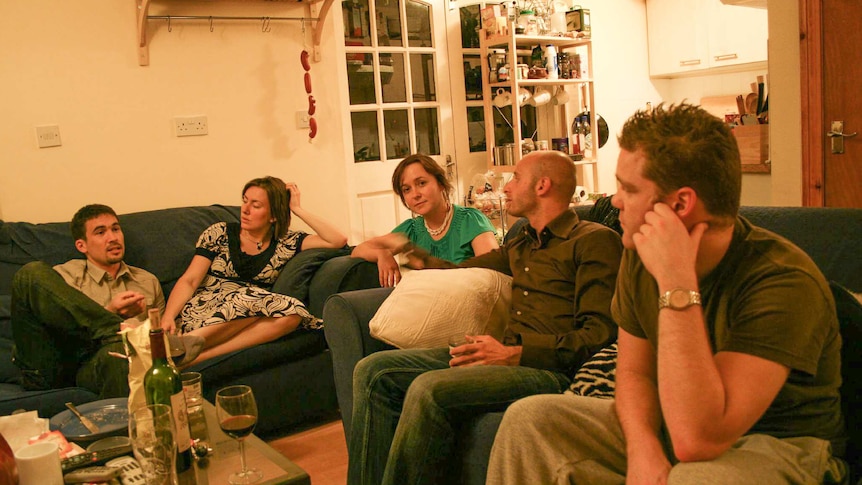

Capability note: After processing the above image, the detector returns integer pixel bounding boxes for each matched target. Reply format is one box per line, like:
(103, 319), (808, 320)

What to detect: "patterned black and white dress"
(178, 222), (322, 334)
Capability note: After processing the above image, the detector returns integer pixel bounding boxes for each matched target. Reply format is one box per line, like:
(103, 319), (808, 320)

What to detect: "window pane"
(410, 53), (436, 102)
(383, 110), (410, 159)
(467, 107), (486, 152)
(415, 108), (440, 155)
(376, 0), (402, 47)
(346, 55), (377, 105)
(343, 0), (372, 46)
(460, 5), (480, 49)
(406, 1), (432, 48)
(352, 111), (380, 162)
(463, 55), (482, 101)
(381, 53), (406, 103)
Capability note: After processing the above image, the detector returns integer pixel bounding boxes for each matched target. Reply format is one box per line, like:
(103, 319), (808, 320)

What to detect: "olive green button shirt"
(53, 259), (166, 325)
(456, 209), (622, 375)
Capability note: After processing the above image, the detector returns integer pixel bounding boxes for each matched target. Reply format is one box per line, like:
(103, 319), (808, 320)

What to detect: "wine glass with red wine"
(215, 385), (262, 484)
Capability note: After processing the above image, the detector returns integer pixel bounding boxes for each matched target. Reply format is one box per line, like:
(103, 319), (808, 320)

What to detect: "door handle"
(827, 121), (858, 154)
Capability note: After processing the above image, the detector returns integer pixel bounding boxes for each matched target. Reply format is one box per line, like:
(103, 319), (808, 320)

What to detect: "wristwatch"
(658, 288), (702, 311)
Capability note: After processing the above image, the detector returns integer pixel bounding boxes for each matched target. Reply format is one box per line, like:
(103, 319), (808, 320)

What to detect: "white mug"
(516, 87), (532, 105)
(493, 88), (511, 108)
(14, 442), (63, 485)
(529, 87), (552, 106)
(553, 86), (571, 105)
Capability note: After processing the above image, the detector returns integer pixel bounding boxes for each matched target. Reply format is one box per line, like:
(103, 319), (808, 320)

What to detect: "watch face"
(669, 289), (692, 309)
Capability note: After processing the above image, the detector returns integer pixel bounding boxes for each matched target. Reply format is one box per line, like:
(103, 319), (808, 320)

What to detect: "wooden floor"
(267, 419), (348, 485)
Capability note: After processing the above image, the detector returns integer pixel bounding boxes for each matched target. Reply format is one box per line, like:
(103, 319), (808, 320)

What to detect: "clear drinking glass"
(129, 404), (177, 485)
(215, 385), (262, 485)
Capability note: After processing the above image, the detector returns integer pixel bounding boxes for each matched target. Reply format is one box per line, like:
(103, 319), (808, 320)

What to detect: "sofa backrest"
(504, 204), (861, 293)
(0, 205), (241, 306)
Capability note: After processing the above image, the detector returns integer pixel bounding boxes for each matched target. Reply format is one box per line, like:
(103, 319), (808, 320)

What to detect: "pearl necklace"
(424, 204), (453, 237)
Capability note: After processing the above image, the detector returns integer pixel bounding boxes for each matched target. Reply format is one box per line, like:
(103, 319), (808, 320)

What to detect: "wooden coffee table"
(178, 401), (310, 485)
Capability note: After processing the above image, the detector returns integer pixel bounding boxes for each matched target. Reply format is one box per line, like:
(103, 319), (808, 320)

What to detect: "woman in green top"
(352, 154), (499, 287)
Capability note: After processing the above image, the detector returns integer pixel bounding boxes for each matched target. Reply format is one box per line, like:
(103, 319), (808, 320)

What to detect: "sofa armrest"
(323, 287), (395, 440)
(307, 255), (381, 318)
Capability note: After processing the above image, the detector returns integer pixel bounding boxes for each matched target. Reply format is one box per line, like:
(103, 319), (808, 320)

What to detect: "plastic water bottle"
(544, 45), (558, 79)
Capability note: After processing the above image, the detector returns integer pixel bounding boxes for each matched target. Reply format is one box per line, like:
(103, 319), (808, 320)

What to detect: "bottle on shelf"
(144, 309), (194, 473)
(544, 45), (559, 80)
(582, 114), (592, 156)
(572, 116), (582, 156)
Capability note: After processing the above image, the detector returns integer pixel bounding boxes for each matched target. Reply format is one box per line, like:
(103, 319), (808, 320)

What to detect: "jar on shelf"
(558, 53), (570, 79)
(488, 49), (506, 83)
(518, 10), (538, 36)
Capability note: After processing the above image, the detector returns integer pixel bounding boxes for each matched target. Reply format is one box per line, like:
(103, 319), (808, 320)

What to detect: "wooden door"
(801, 0), (862, 207)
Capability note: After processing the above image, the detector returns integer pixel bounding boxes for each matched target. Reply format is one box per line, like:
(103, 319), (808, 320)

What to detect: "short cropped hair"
(618, 103), (742, 220)
(70, 204), (118, 241)
(243, 176), (291, 239)
(390, 154), (454, 207)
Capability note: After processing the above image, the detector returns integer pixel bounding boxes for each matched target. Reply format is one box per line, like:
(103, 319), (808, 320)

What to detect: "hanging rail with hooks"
(135, 0), (335, 66)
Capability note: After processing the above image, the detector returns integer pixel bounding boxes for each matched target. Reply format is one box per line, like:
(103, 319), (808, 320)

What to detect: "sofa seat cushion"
(187, 328), (327, 382)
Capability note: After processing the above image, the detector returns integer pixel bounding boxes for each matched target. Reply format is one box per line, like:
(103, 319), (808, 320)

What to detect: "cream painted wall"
(765, 0), (801, 206)
(0, 0), (805, 231)
(580, 0), (663, 196)
(0, 0), (351, 233)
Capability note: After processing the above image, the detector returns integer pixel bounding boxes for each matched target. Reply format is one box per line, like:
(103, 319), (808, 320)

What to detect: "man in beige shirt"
(11, 204), (166, 398)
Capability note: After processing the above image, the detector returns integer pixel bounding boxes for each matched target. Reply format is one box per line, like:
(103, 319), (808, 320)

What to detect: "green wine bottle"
(144, 309), (193, 473)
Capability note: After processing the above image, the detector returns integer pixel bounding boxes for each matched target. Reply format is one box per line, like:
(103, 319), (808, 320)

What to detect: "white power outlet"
(35, 125), (62, 148)
(296, 111), (310, 129)
(174, 116), (208, 137)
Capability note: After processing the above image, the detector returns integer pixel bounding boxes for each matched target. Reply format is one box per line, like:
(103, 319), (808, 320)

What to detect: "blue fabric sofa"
(323, 205), (862, 484)
(0, 205), (379, 437)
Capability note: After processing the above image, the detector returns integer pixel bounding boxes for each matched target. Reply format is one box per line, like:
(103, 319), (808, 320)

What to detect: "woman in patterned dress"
(160, 176), (347, 365)
(352, 154), (499, 287)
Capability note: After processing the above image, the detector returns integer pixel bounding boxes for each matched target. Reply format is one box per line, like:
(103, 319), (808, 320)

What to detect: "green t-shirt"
(392, 205), (495, 264)
(612, 216), (844, 453)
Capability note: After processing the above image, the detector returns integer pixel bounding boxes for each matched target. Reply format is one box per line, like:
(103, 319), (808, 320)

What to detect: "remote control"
(60, 442), (133, 472)
(106, 456), (146, 485)
(63, 465), (122, 483)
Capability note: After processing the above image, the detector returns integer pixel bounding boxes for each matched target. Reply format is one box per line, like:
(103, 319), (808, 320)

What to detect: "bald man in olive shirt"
(347, 151), (623, 485)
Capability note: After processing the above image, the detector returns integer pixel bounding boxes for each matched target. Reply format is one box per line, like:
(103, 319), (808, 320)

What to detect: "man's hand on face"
(106, 291), (147, 319)
(449, 335), (521, 367)
(631, 202), (707, 287)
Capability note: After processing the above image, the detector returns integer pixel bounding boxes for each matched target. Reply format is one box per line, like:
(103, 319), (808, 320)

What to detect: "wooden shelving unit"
(479, 25), (598, 189)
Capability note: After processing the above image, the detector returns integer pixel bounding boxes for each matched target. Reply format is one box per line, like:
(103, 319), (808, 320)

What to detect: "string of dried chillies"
(301, 50), (317, 140)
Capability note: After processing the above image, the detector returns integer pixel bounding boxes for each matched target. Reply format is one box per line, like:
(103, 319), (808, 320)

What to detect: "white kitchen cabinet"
(646, 0), (767, 77)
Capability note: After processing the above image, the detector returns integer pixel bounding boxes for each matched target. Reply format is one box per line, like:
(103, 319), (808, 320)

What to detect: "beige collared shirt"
(53, 259), (166, 322)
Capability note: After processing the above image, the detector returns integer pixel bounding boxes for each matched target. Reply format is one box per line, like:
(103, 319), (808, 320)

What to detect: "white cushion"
(369, 268), (512, 349)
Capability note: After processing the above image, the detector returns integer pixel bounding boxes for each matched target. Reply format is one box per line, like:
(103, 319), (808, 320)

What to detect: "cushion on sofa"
(566, 342), (618, 399)
(369, 268), (512, 349)
(271, 247), (352, 311)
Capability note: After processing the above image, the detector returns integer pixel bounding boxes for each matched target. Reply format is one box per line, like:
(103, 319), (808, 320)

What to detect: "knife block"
(732, 124), (768, 166)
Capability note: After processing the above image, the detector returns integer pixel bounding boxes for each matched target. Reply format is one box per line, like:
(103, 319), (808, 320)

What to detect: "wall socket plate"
(174, 116), (208, 137)
(36, 125), (62, 148)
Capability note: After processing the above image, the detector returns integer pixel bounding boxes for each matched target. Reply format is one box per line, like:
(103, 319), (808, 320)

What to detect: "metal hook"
(209, 16), (214, 32)
(261, 17), (271, 33)
(167, 16), (172, 33)
(301, 18), (307, 49)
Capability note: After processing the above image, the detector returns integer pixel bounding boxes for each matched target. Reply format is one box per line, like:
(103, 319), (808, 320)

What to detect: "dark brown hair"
(243, 176), (291, 239)
(618, 102), (741, 221)
(390, 154), (454, 207)
(70, 204), (118, 241)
